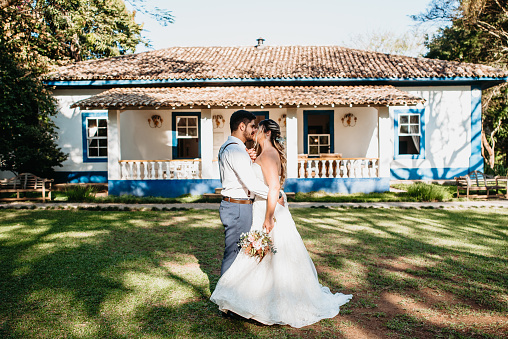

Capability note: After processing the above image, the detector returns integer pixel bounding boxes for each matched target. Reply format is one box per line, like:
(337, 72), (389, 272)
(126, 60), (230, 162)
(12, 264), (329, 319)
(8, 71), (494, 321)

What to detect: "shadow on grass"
(0, 208), (507, 338)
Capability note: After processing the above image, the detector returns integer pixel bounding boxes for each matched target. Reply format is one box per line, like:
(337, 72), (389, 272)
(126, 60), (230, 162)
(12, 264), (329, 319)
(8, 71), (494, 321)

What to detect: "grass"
(0, 207), (507, 338)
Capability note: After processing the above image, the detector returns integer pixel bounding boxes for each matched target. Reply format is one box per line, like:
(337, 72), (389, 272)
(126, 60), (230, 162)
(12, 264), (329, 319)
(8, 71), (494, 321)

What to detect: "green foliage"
(63, 185), (99, 202)
(485, 161), (508, 176)
(1, 0), (144, 64)
(0, 40), (67, 177)
(419, 0), (508, 169)
(405, 182), (451, 201)
(0, 0), (146, 177)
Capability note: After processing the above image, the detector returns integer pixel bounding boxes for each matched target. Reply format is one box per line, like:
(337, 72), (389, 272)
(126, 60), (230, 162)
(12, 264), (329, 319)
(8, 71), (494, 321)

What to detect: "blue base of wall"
(390, 166), (484, 180)
(108, 179), (222, 197)
(284, 178), (390, 194)
(53, 171), (108, 184)
(109, 178), (390, 197)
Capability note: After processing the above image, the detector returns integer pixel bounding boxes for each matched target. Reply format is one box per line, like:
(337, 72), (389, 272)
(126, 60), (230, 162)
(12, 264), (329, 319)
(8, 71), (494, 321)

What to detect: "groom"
(218, 110), (271, 276)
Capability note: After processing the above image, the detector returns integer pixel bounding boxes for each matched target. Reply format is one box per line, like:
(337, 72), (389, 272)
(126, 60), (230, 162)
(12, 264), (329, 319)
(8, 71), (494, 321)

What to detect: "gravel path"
(1, 200), (507, 210)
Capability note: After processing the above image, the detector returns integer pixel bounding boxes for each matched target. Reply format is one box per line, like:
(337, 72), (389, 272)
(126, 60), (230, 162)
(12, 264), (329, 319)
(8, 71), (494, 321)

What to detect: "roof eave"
(46, 76), (508, 90)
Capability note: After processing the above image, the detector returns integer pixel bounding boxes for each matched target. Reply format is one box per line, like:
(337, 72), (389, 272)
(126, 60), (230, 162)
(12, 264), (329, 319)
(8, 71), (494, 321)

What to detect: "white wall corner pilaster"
(378, 107), (392, 178)
(286, 108), (298, 178)
(200, 109), (213, 179)
(108, 110), (121, 180)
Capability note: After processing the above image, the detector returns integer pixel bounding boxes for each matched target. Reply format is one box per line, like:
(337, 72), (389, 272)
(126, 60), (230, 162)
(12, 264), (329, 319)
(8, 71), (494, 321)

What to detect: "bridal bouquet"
(238, 230), (276, 261)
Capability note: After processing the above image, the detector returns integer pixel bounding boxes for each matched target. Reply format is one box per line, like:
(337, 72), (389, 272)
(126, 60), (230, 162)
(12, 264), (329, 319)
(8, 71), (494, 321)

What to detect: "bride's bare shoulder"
(257, 148), (279, 164)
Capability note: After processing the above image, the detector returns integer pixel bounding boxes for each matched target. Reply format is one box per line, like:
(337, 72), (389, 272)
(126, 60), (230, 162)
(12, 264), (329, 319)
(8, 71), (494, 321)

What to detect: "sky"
(130, 0), (435, 53)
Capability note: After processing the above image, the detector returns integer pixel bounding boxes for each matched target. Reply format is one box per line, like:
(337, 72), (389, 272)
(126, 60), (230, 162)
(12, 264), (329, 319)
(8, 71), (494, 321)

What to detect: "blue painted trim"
(303, 110), (334, 155)
(284, 177), (390, 194)
(109, 178), (389, 197)
(45, 76), (508, 87)
(171, 112), (201, 159)
(390, 167), (470, 180)
(109, 179), (221, 197)
(394, 108), (425, 159)
(469, 86), (484, 172)
(81, 111), (108, 163)
(53, 171), (108, 184)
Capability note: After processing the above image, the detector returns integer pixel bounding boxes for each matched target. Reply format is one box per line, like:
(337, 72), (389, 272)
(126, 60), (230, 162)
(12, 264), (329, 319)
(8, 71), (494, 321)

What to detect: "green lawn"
(0, 208), (507, 338)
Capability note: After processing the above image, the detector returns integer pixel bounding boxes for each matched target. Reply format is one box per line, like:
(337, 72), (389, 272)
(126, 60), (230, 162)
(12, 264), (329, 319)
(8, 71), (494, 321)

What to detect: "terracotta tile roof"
(71, 85), (425, 108)
(47, 46), (508, 81)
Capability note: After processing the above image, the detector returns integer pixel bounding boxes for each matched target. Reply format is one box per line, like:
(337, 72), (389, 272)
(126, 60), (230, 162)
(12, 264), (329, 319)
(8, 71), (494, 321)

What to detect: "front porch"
(72, 85), (424, 197)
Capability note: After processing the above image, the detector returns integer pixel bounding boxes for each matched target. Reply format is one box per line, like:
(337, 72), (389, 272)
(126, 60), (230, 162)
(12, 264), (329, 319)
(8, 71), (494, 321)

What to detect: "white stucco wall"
(52, 89), (108, 172)
(392, 86), (472, 171)
(120, 109), (174, 160)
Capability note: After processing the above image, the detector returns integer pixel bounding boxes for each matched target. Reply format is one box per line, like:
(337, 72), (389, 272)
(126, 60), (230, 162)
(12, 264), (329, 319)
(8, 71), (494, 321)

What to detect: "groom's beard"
(244, 130), (255, 142)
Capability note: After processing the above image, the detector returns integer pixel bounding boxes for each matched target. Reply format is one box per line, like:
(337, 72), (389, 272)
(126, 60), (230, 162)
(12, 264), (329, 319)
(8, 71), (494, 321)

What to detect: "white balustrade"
(119, 160), (202, 180)
(297, 157), (379, 179)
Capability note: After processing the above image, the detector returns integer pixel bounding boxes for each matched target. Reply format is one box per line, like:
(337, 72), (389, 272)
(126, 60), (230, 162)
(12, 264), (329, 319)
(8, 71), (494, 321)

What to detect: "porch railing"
(119, 160), (202, 179)
(298, 156), (379, 178)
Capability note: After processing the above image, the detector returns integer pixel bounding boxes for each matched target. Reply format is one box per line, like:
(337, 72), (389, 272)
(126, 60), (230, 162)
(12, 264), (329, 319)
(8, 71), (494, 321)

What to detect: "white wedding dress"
(210, 163), (352, 328)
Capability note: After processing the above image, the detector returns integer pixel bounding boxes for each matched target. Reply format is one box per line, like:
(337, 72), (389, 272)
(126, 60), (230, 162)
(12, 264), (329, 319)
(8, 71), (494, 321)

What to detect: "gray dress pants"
(219, 200), (253, 276)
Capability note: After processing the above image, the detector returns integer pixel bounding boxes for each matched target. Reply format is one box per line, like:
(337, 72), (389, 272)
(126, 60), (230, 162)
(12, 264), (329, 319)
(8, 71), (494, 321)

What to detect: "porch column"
(378, 107), (392, 178)
(200, 108), (213, 179)
(108, 110), (121, 180)
(286, 108), (298, 178)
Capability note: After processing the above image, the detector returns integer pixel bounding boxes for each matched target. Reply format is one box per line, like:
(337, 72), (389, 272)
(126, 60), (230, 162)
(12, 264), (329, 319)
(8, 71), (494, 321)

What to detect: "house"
(42, 41), (508, 197)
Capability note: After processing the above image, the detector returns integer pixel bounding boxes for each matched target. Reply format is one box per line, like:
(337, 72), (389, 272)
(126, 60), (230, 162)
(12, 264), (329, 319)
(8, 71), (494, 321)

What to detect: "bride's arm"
(260, 152), (281, 233)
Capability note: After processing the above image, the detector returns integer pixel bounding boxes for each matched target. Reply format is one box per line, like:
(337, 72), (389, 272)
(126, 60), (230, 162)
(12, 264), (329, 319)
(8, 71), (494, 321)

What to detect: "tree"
(343, 27), (427, 57)
(0, 40), (67, 177)
(1, 0), (144, 65)
(0, 0), (158, 177)
(415, 0), (508, 172)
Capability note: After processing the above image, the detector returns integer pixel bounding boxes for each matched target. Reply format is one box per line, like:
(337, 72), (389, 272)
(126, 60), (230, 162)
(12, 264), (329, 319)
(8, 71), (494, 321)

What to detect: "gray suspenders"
(218, 142), (238, 183)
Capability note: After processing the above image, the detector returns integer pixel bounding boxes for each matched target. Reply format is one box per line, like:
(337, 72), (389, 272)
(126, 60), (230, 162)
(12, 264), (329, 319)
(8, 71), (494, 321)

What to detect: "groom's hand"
(246, 147), (257, 161)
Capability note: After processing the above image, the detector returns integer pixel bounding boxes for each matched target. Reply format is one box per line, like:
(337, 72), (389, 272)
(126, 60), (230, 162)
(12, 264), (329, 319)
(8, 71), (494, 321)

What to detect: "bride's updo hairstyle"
(257, 119), (287, 187)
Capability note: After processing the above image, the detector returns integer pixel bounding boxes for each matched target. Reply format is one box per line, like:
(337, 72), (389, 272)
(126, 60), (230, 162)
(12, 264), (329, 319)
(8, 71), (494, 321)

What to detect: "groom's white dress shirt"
(219, 135), (268, 200)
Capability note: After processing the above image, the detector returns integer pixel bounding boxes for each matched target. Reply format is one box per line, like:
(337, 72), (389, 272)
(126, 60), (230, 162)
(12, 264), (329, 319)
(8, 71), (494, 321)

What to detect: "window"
(82, 112), (108, 162)
(308, 134), (330, 155)
(172, 113), (201, 159)
(87, 118), (108, 157)
(395, 109), (425, 159)
(303, 110), (334, 156)
(176, 116), (198, 138)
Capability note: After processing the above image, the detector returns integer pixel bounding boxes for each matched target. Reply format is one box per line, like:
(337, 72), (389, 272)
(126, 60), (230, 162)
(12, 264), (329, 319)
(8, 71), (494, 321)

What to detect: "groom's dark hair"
(230, 110), (256, 132)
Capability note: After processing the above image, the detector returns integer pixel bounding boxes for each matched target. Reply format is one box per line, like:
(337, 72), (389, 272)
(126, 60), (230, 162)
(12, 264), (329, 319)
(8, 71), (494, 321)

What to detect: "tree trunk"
(482, 130), (495, 169)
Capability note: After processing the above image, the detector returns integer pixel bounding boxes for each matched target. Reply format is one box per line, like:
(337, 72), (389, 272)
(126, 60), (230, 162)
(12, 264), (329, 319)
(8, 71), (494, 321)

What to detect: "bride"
(210, 119), (352, 328)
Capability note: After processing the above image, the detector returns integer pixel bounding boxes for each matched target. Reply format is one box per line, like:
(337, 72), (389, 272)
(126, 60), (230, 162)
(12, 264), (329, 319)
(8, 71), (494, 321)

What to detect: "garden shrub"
(405, 182), (451, 202)
(64, 185), (98, 202)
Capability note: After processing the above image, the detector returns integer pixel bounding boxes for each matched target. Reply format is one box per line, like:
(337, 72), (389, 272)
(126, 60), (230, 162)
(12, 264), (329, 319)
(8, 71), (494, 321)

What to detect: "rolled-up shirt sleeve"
(226, 149), (269, 199)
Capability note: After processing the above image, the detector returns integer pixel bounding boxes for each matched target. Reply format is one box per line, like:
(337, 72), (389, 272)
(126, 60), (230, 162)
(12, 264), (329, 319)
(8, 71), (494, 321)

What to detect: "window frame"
(394, 108), (425, 159)
(308, 134), (330, 155)
(175, 116), (199, 139)
(172, 112), (201, 159)
(81, 111), (108, 163)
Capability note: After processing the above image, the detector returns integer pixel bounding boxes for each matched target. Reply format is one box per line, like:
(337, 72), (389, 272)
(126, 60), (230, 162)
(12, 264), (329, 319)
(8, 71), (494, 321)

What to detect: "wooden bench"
(0, 173), (54, 202)
(454, 171), (507, 199)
